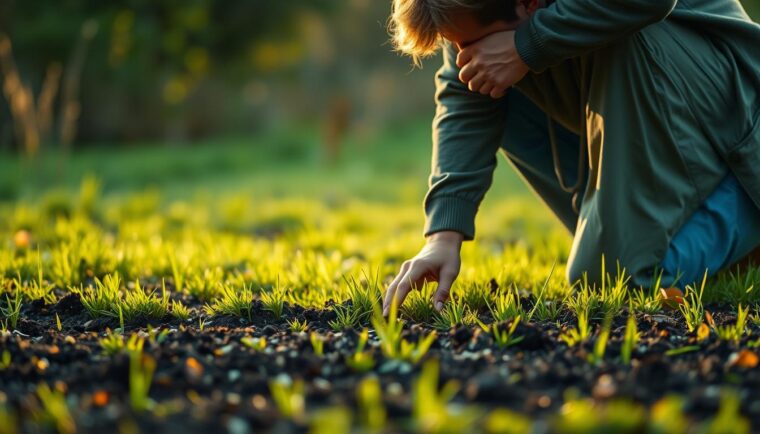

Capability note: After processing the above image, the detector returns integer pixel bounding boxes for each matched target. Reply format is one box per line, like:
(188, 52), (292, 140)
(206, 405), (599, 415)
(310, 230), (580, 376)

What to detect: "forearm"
(424, 43), (505, 241)
(515, 0), (678, 72)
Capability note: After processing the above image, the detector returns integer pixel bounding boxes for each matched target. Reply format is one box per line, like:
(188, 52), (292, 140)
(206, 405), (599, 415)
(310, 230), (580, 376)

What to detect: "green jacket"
(424, 0), (760, 242)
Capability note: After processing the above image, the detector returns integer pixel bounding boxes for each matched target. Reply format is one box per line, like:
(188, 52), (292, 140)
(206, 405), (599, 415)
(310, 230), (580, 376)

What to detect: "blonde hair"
(389, 0), (516, 64)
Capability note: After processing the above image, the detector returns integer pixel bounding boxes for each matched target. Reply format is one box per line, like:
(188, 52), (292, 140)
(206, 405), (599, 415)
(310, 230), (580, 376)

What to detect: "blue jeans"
(500, 90), (760, 287)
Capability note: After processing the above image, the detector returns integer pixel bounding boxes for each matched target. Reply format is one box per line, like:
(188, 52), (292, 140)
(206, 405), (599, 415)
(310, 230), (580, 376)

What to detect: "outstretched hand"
(456, 30), (530, 99)
(382, 231), (463, 316)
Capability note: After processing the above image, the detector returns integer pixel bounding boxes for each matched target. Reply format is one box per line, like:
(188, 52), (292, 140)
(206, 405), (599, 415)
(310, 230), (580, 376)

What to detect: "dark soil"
(2, 293), (759, 433)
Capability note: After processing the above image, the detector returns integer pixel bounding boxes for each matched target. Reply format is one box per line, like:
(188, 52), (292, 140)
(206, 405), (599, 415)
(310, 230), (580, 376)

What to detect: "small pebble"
(227, 370), (241, 382)
(226, 417), (250, 434)
(592, 374), (616, 399)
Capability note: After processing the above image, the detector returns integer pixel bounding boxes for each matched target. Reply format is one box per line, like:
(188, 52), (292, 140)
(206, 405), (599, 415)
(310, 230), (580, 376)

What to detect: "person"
(381, 0), (760, 316)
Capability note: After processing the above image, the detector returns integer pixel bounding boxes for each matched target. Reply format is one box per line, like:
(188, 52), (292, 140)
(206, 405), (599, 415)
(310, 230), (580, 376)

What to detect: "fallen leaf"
(697, 323), (710, 342)
(729, 349), (759, 369)
(659, 288), (684, 310)
(185, 357), (204, 382)
(705, 311), (716, 328)
(93, 390), (109, 407)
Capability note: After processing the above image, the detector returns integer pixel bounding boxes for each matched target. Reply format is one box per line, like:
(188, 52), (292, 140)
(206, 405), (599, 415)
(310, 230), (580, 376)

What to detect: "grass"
(2, 122), (760, 431)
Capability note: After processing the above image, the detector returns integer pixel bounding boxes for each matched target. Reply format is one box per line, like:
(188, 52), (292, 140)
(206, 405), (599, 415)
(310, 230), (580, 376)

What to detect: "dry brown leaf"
(659, 287), (685, 310)
(705, 311), (716, 329)
(730, 349), (759, 369)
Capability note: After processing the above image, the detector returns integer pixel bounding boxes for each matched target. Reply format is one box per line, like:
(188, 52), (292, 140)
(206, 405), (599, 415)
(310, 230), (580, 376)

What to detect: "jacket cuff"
(424, 196), (478, 241)
(515, 20), (551, 73)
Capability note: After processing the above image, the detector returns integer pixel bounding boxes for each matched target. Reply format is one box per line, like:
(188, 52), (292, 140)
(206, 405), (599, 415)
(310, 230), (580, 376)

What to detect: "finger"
(479, 83), (494, 96)
(383, 262), (410, 315)
(456, 48), (473, 69)
(490, 87), (507, 99)
(468, 72), (486, 93)
(433, 268), (458, 311)
(393, 265), (428, 312)
(458, 61), (478, 84)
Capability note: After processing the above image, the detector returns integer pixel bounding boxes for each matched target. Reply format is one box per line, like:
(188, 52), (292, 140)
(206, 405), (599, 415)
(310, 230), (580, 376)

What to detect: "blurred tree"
(0, 0), (755, 150)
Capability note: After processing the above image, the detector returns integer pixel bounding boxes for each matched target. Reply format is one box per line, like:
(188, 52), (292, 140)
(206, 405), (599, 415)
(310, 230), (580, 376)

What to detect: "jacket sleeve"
(423, 42), (507, 241)
(515, 0), (678, 72)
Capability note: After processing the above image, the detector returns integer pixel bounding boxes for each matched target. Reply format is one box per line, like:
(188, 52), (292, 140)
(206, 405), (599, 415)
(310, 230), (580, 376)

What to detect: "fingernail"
(435, 301), (443, 311)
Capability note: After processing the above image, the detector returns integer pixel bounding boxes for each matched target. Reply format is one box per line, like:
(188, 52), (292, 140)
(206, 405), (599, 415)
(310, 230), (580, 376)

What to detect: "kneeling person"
(383, 0), (760, 315)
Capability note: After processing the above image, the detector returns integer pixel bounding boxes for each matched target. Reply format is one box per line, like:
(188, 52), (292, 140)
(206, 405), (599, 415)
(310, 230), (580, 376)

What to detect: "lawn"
(1, 122), (759, 433)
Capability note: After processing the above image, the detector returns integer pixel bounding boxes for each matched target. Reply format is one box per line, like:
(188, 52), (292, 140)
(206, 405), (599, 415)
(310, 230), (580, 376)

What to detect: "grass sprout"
(269, 375), (305, 422)
(241, 336), (267, 351)
(373, 300), (436, 364)
(678, 273), (707, 333)
(205, 282), (254, 319)
(78, 273), (121, 318)
(715, 304), (749, 345)
(310, 332), (325, 357)
(35, 383), (76, 434)
(1, 286), (22, 330)
(588, 315), (612, 366)
(329, 303), (362, 331)
(346, 328), (375, 372)
(487, 284), (523, 322)
(170, 299), (191, 321)
(560, 309), (591, 347)
(491, 316), (524, 349)
(621, 313), (639, 364)
(128, 337), (156, 413)
(287, 318), (308, 333)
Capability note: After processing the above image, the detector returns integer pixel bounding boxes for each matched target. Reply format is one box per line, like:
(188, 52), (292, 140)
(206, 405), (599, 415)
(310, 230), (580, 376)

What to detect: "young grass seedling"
(26, 252), (56, 304)
(0, 350), (11, 370)
(412, 359), (481, 433)
(205, 282), (254, 320)
(527, 262), (564, 322)
(344, 271), (381, 324)
(77, 273), (121, 318)
(100, 329), (125, 355)
(346, 328), (375, 372)
(587, 315), (612, 366)
(128, 337), (156, 413)
(491, 316), (525, 349)
(170, 299), (191, 321)
(487, 284), (524, 322)
(1, 285), (22, 330)
(269, 375), (305, 422)
(55, 313), (62, 332)
(168, 249), (185, 293)
(678, 273), (707, 333)
(241, 336), (267, 352)
(357, 375), (386, 430)
(121, 279), (169, 321)
(621, 313), (640, 365)
(287, 318), (308, 333)
(329, 303), (361, 331)
(715, 304), (750, 345)
(560, 309), (591, 347)
(260, 280), (286, 320)
(461, 281), (491, 313)
(432, 297), (467, 330)
(310, 332), (325, 357)
(373, 299), (436, 364)
(401, 282), (437, 323)
(35, 383), (76, 434)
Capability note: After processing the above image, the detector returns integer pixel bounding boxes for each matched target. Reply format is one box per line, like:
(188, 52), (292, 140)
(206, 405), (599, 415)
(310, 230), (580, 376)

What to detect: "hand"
(456, 30), (530, 99)
(382, 231), (463, 316)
